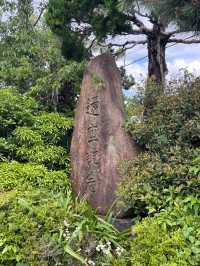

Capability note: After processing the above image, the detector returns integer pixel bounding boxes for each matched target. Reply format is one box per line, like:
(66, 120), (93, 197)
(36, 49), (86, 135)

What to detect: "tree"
(0, 0), (84, 112)
(46, 0), (200, 89)
(145, 0), (200, 32)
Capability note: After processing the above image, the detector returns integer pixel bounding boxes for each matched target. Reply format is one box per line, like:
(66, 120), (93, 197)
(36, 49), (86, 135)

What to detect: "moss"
(91, 73), (105, 91)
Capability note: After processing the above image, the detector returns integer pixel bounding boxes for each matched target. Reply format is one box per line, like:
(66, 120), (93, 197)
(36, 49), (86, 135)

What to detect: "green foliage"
(32, 112), (73, 145)
(120, 75), (200, 217)
(126, 75), (200, 152)
(46, 0), (132, 59)
(28, 61), (85, 112)
(0, 161), (70, 194)
(120, 66), (135, 90)
(0, 86), (73, 169)
(119, 146), (200, 215)
(0, 4), (128, 265)
(0, 187), (126, 265)
(0, 5), (66, 92)
(16, 145), (68, 169)
(9, 112), (73, 169)
(0, 189), (74, 265)
(119, 75), (200, 266)
(0, 88), (39, 137)
(2, 1), (200, 265)
(145, 0), (200, 31)
(125, 95), (143, 124)
(119, 196), (200, 265)
(0, 3), (84, 112)
(13, 127), (44, 147)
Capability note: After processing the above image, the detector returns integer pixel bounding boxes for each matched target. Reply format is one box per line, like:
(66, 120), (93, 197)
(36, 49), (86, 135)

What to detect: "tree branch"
(113, 43), (138, 56)
(87, 38), (97, 49)
(168, 38), (200, 44)
(125, 14), (152, 34)
(33, 5), (47, 27)
(134, 10), (152, 20)
(167, 30), (196, 37)
(129, 29), (148, 35)
(167, 30), (182, 36)
(103, 39), (147, 48)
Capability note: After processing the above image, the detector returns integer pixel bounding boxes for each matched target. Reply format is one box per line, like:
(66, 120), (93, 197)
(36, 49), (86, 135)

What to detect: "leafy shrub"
(12, 127), (44, 147)
(0, 88), (39, 137)
(121, 75), (200, 216)
(0, 188), (125, 266)
(0, 137), (16, 159)
(0, 161), (70, 193)
(32, 112), (73, 146)
(119, 196), (200, 266)
(119, 146), (200, 216)
(1, 111), (73, 169)
(16, 145), (68, 169)
(126, 75), (200, 152)
(0, 189), (74, 265)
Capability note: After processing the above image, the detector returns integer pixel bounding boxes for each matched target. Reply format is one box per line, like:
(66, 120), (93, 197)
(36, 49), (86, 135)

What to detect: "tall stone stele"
(70, 54), (140, 216)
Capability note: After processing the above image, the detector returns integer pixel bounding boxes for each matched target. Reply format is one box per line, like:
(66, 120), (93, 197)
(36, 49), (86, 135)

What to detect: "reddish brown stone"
(70, 53), (140, 215)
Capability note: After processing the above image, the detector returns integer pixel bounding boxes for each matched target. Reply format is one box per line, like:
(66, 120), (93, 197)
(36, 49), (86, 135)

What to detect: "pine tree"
(46, 0), (200, 88)
(145, 0), (200, 32)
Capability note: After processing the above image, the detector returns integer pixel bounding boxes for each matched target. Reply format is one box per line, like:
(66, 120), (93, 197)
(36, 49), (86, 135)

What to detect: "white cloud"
(174, 59), (200, 72)
(117, 42), (200, 84)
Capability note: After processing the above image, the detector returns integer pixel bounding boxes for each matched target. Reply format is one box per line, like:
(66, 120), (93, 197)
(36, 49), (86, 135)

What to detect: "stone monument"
(70, 53), (140, 216)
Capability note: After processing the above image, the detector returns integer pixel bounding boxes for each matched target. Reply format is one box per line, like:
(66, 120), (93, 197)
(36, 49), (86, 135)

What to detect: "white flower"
(115, 246), (124, 257)
(96, 245), (101, 252)
(63, 228), (71, 241)
(63, 220), (69, 227)
(96, 243), (104, 252)
(103, 248), (110, 255)
(95, 241), (111, 255)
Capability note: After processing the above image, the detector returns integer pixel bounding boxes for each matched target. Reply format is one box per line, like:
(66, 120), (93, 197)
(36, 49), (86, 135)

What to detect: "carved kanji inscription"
(70, 54), (140, 215)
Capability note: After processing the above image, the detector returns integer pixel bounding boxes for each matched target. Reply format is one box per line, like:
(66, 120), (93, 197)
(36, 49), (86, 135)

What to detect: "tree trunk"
(147, 33), (168, 86)
(144, 25), (168, 116)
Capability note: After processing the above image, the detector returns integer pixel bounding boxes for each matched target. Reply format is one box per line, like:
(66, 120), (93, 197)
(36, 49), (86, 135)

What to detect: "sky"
(117, 40), (200, 82)
(118, 41), (200, 96)
(114, 16), (200, 96)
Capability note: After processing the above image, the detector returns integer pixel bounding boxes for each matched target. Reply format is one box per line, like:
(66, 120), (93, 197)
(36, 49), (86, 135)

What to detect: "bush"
(1, 111), (73, 169)
(119, 146), (200, 216)
(0, 189), (70, 265)
(126, 75), (200, 152)
(119, 196), (200, 266)
(120, 75), (200, 216)
(0, 88), (39, 137)
(12, 127), (44, 147)
(16, 145), (68, 169)
(32, 112), (73, 146)
(0, 161), (70, 193)
(0, 188), (126, 266)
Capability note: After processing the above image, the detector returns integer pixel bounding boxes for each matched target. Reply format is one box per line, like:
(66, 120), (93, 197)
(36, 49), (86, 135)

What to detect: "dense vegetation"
(1, 1), (200, 265)
(0, 3), (126, 265)
(118, 75), (200, 265)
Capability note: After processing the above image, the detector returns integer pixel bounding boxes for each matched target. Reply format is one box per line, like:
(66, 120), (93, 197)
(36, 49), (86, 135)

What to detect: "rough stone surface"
(70, 53), (140, 216)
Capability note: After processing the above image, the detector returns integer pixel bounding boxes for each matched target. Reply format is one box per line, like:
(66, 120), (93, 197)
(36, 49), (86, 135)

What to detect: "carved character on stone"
(70, 53), (140, 216)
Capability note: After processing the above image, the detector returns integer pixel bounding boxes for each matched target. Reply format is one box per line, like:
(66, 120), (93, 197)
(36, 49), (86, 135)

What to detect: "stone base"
(113, 218), (133, 231)
(101, 216), (133, 231)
